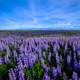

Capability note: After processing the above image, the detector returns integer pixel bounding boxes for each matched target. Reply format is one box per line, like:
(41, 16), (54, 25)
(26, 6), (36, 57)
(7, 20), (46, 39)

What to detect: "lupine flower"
(44, 64), (49, 73)
(0, 35), (80, 80)
(43, 52), (46, 59)
(59, 54), (62, 62)
(72, 71), (78, 80)
(8, 68), (16, 80)
(9, 72), (14, 80)
(57, 64), (62, 75)
(67, 55), (71, 65)
(52, 67), (58, 79)
(18, 70), (25, 80)
(56, 54), (60, 64)
(43, 73), (50, 80)
(78, 60), (80, 70)
(0, 42), (4, 51)
(0, 57), (4, 64)
(4, 55), (10, 64)
(13, 50), (17, 58)
(74, 59), (78, 71)
(48, 52), (51, 62)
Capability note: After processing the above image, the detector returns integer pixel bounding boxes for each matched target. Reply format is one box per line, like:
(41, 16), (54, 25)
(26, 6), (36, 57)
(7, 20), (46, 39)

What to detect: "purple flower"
(59, 54), (62, 62)
(27, 53), (36, 68)
(78, 60), (80, 70)
(57, 64), (62, 75)
(56, 54), (60, 64)
(48, 52), (51, 62)
(74, 59), (78, 71)
(13, 50), (17, 58)
(0, 57), (4, 64)
(67, 55), (71, 65)
(52, 67), (58, 78)
(43, 73), (50, 80)
(4, 55), (10, 64)
(72, 71), (78, 80)
(8, 68), (16, 80)
(43, 52), (46, 59)
(18, 70), (25, 80)
(44, 65), (50, 73)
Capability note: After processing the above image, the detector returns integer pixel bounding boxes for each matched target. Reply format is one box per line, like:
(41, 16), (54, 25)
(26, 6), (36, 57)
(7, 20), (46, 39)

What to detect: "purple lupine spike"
(57, 64), (62, 75)
(9, 72), (13, 80)
(44, 64), (49, 73)
(8, 68), (16, 80)
(18, 70), (25, 80)
(64, 43), (68, 51)
(17, 58), (24, 70)
(0, 42), (4, 51)
(72, 71), (78, 80)
(77, 50), (80, 56)
(73, 52), (76, 60)
(43, 52), (46, 59)
(43, 73), (50, 80)
(41, 58), (49, 73)
(28, 58), (33, 68)
(53, 43), (58, 53)
(13, 50), (17, 58)
(74, 59), (78, 71)
(67, 55), (71, 65)
(6, 46), (10, 56)
(48, 52), (51, 62)
(77, 43), (80, 51)
(0, 57), (4, 64)
(44, 44), (48, 51)
(73, 43), (76, 52)
(59, 54), (62, 62)
(56, 54), (60, 64)
(40, 57), (44, 65)
(4, 55), (10, 64)
(52, 67), (58, 78)
(27, 53), (36, 68)
(23, 56), (28, 68)
(78, 60), (80, 70)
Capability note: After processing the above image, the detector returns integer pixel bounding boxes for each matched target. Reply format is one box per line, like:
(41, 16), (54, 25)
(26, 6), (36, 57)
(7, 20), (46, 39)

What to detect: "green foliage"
(56, 74), (63, 80)
(8, 44), (14, 52)
(61, 59), (66, 70)
(24, 60), (44, 80)
(46, 51), (49, 60)
(65, 67), (73, 79)
(10, 57), (16, 67)
(32, 60), (44, 79)
(24, 68), (32, 78)
(0, 50), (6, 57)
(60, 47), (64, 58)
(61, 59), (73, 79)
(49, 53), (56, 67)
(0, 64), (8, 80)
(44, 59), (48, 65)
(7, 57), (16, 69)
(66, 48), (71, 54)
(7, 44), (16, 69)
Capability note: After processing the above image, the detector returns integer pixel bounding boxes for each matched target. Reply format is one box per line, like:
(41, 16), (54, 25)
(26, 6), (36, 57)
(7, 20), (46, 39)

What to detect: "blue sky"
(0, 0), (80, 30)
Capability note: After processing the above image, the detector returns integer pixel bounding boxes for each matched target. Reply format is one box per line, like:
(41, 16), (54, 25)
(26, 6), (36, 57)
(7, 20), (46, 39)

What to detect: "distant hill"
(0, 30), (80, 37)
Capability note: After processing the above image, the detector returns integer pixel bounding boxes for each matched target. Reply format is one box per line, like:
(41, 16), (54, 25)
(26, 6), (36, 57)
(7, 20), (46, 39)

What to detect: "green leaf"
(0, 50), (6, 57)
(0, 64), (8, 80)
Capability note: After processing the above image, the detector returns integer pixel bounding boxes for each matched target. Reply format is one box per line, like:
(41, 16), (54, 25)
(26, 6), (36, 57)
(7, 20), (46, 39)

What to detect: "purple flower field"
(0, 32), (80, 80)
